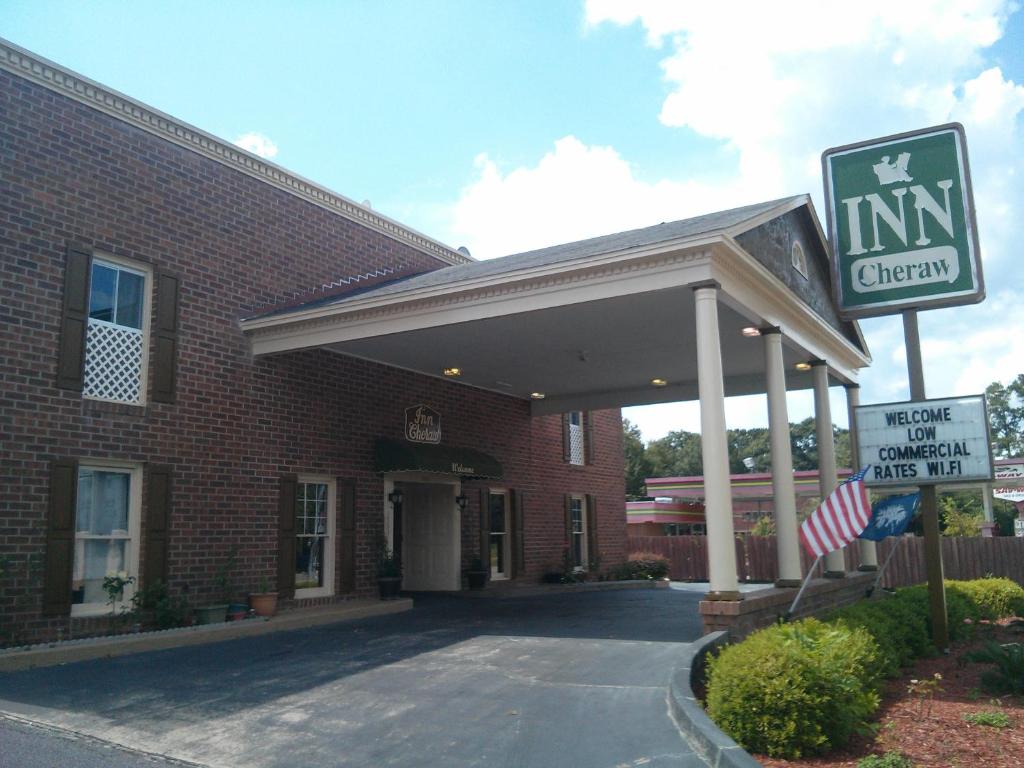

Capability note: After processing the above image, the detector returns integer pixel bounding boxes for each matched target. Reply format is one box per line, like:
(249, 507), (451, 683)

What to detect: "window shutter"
(510, 490), (525, 579)
(584, 411), (595, 465)
(338, 478), (356, 593)
(478, 489), (489, 572)
(277, 475), (298, 598)
(561, 414), (571, 462)
(564, 494), (573, 547)
(44, 459), (78, 616)
(152, 272), (180, 404)
(57, 243), (92, 391)
(144, 465), (172, 589)
(586, 494), (600, 569)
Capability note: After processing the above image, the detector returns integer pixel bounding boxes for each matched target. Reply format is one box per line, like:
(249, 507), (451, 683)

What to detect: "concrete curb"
(0, 598), (413, 672)
(669, 631), (763, 768)
(455, 578), (670, 599)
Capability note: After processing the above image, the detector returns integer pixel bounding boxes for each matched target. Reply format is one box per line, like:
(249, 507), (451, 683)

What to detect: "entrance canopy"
(241, 196), (870, 414)
(374, 438), (504, 480)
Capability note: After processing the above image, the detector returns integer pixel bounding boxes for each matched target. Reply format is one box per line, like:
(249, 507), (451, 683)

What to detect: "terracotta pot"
(249, 591), (278, 617)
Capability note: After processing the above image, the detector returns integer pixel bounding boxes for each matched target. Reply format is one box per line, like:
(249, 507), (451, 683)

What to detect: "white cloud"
(449, 136), (743, 258)
(233, 132), (279, 159)
(449, 1), (1024, 438)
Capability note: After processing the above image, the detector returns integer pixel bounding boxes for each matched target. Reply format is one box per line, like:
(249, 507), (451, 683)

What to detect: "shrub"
(965, 642), (1024, 695)
(829, 593), (929, 677)
(705, 618), (880, 758)
(857, 751), (914, 768)
(963, 710), (1012, 728)
(611, 552), (670, 581)
(947, 577), (1024, 621)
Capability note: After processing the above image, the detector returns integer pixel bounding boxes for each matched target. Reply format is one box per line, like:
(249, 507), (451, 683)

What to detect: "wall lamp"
(388, 488), (404, 506)
(455, 494), (468, 511)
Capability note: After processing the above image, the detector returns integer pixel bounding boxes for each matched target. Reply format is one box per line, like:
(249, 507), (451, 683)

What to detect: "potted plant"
(249, 575), (278, 617)
(196, 549), (235, 624)
(377, 547), (402, 599)
(465, 558), (488, 590)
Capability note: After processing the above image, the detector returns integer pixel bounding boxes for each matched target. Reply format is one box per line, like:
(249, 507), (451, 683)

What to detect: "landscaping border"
(669, 630), (762, 768)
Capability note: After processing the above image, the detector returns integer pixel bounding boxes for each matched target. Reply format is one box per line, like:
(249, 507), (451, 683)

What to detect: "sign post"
(823, 123), (987, 651)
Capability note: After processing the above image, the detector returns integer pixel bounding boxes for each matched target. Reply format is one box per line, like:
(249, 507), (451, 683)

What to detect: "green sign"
(822, 124), (983, 318)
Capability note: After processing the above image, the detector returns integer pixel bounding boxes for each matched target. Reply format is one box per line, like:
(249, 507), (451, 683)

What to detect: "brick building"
(1, 38), (873, 645)
(0, 40), (626, 645)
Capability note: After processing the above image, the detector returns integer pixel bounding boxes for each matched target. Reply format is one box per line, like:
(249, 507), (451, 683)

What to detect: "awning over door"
(374, 438), (504, 480)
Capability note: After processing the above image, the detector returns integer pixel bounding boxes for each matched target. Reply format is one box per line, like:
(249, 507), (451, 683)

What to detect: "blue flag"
(858, 493), (920, 541)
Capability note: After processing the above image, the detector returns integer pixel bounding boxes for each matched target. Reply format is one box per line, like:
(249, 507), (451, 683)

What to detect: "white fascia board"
(712, 238), (870, 383)
(245, 239), (720, 355)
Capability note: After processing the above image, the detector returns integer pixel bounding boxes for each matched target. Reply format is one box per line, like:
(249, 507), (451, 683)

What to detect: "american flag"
(799, 466), (872, 558)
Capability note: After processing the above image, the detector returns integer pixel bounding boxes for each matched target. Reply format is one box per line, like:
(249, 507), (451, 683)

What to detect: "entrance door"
(402, 482), (459, 591)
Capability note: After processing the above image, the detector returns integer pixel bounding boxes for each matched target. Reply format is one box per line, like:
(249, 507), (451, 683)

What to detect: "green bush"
(611, 551), (670, 581)
(857, 751), (915, 768)
(965, 642), (1024, 695)
(829, 593), (929, 677)
(947, 577), (1024, 621)
(705, 618), (880, 759)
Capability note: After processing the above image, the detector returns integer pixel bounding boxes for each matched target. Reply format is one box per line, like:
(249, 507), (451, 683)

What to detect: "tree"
(645, 430), (704, 478)
(985, 375), (1024, 458)
(939, 493), (982, 537)
(622, 419), (653, 500)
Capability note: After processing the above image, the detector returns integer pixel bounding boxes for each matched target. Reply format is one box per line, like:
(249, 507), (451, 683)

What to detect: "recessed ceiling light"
(443, 367), (462, 377)
(530, 392), (546, 400)
(651, 378), (668, 387)
(742, 327), (761, 337)
(795, 362), (812, 371)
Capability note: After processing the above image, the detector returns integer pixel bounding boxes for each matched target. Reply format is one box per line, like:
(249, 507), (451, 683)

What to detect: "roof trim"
(0, 37), (470, 268)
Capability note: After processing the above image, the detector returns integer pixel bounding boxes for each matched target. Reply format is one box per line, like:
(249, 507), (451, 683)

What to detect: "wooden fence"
(627, 535), (1024, 588)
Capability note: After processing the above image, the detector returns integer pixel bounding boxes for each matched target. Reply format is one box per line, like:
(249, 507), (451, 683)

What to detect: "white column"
(848, 384), (878, 569)
(763, 330), (801, 585)
(694, 286), (740, 599)
(813, 361), (845, 577)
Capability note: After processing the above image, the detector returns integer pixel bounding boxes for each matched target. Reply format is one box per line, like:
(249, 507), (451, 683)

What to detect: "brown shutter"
(510, 490), (525, 579)
(144, 465), (172, 588)
(152, 272), (180, 404)
(562, 414), (571, 462)
(584, 411), (595, 465)
(277, 475), (298, 598)
(564, 494), (573, 547)
(44, 459), (78, 616)
(338, 478), (356, 594)
(478, 489), (490, 571)
(586, 494), (600, 570)
(57, 243), (92, 391)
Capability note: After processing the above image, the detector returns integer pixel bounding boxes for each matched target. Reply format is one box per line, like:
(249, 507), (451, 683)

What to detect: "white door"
(402, 483), (459, 591)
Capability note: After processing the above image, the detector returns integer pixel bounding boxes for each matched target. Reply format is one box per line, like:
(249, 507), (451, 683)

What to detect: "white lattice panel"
(569, 423), (585, 465)
(84, 320), (143, 403)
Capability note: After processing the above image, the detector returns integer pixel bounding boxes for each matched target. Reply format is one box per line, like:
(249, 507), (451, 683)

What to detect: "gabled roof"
(247, 196), (804, 320)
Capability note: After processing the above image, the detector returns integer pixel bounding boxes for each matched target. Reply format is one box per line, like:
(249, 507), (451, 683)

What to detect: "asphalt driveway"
(0, 588), (708, 768)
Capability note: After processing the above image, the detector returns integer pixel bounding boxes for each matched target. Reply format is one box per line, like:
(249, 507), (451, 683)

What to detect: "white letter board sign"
(855, 395), (992, 487)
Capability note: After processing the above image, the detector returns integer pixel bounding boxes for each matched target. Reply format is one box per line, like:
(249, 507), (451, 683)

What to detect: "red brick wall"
(0, 69), (626, 645)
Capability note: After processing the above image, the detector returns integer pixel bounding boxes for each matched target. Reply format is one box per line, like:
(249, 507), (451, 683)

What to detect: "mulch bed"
(756, 619), (1024, 768)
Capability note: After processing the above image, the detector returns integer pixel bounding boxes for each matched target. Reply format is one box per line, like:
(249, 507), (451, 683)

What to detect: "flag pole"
(784, 555), (822, 621)
(866, 537), (902, 598)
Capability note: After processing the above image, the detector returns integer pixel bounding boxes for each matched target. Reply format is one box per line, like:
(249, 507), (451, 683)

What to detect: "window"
(569, 495), (587, 569)
(568, 411), (585, 465)
(295, 477), (335, 597)
(72, 463), (142, 616)
(84, 256), (151, 404)
(791, 240), (808, 279)
(488, 491), (510, 580)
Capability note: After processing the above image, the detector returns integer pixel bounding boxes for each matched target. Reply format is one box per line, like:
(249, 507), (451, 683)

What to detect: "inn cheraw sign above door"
(822, 123), (984, 318)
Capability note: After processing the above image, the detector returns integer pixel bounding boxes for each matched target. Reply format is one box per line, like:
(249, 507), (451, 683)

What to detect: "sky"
(3, 1), (1022, 442)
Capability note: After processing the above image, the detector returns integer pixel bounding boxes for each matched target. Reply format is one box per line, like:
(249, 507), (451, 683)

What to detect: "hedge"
(704, 576), (1024, 760)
